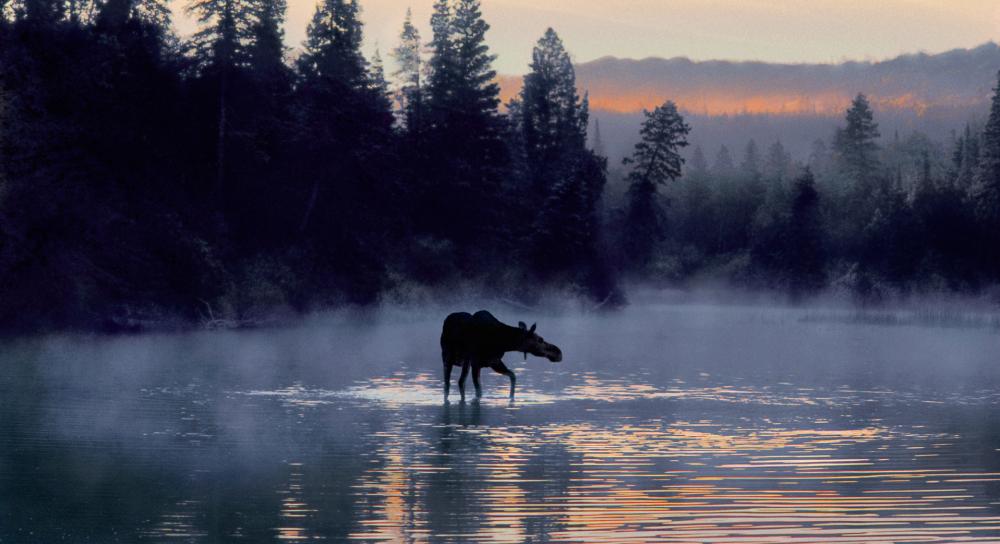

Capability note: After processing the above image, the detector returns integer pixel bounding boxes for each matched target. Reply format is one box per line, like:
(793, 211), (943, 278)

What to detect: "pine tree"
(298, 0), (366, 87)
(187, 0), (253, 71)
(451, 0), (499, 116)
(247, 0), (286, 81)
(520, 27), (586, 194)
(972, 71), (1000, 273)
(957, 123), (979, 190)
(96, 0), (171, 31)
(591, 118), (606, 158)
(689, 145), (709, 178)
(621, 101), (690, 270)
(186, 0), (257, 200)
(518, 28), (605, 284)
(426, 0), (455, 112)
(834, 93), (881, 183)
(786, 168), (826, 296)
(741, 139), (761, 181)
(368, 48), (393, 115)
(419, 0), (506, 258)
(807, 139), (829, 176)
(764, 140), (792, 183)
(391, 8), (422, 131)
(713, 145), (735, 177)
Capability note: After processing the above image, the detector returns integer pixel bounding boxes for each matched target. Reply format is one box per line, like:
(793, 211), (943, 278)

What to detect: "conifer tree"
(765, 140), (792, 183)
(972, 71), (1000, 272)
(591, 118), (606, 158)
(519, 28), (605, 282)
(689, 145), (709, 178)
(621, 101), (690, 270)
(96, 0), (171, 31)
(786, 168), (826, 296)
(391, 8), (422, 131)
(419, 0), (505, 257)
(247, 0), (286, 82)
(520, 27), (586, 193)
(713, 145), (734, 177)
(957, 124), (980, 190)
(834, 93), (881, 183)
(741, 139), (761, 181)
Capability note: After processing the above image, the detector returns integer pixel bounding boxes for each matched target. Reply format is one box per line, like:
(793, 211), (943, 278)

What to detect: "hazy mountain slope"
(500, 43), (1000, 161)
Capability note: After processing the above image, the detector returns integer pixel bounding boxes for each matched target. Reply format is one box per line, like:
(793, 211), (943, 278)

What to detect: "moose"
(440, 310), (563, 402)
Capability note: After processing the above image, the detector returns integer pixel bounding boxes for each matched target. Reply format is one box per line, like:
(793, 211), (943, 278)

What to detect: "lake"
(2, 302), (1000, 543)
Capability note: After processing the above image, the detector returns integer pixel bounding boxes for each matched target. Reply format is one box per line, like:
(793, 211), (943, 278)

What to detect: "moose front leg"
(458, 360), (471, 402)
(472, 366), (483, 399)
(491, 361), (516, 399)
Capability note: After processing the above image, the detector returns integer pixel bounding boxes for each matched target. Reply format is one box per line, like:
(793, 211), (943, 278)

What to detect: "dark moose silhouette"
(440, 311), (563, 401)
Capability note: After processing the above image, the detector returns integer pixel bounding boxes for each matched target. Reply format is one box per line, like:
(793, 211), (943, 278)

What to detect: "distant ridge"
(500, 42), (1000, 117)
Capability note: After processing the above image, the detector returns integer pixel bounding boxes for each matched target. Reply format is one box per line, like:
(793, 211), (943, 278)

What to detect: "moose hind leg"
(443, 362), (453, 400)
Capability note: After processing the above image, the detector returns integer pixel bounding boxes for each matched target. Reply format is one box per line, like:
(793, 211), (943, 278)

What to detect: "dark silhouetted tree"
(973, 71), (1000, 277)
(419, 0), (506, 264)
(516, 28), (606, 292)
(786, 169), (826, 296)
(621, 101), (690, 271)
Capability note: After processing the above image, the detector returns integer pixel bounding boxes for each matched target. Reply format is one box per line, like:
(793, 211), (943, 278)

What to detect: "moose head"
(517, 321), (563, 362)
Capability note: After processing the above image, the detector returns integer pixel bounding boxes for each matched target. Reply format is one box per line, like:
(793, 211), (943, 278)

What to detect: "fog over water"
(2, 297), (999, 542)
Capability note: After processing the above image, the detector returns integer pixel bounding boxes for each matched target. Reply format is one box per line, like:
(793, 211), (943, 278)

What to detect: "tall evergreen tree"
(247, 0), (286, 81)
(765, 140), (792, 183)
(972, 71), (1000, 274)
(621, 101), (690, 270)
(96, 0), (171, 31)
(740, 139), (761, 181)
(689, 145), (709, 178)
(834, 93), (881, 183)
(518, 28), (605, 286)
(426, 0), (454, 111)
(291, 0), (393, 301)
(786, 168), (826, 296)
(957, 124), (980, 189)
(391, 7), (422, 131)
(713, 145), (735, 177)
(419, 0), (506, 261)
(591, 118), (606, 158)
(186, 0), (256, 201)
(520, 27), (586, 193)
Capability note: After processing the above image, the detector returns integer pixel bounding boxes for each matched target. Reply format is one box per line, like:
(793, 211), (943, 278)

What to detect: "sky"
(168, 0), (1000, 74)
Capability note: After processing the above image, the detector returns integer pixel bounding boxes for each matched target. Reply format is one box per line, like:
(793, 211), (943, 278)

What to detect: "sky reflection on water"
(1, 304), (999, 542)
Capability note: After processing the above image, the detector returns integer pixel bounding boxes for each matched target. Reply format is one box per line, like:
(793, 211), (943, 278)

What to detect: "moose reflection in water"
(440, 311), (563, 401)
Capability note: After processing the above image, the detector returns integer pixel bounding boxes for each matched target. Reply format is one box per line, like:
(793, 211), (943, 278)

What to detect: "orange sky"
(168, 1), (1000, 74)
(167, 1), (1000, 115)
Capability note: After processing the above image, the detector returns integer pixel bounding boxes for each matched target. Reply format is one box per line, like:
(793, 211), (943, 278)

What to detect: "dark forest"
(1, 0), (1000, 332)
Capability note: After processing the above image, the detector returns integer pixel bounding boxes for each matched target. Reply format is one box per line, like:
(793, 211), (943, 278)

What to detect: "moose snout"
(547, 346), (563, 363)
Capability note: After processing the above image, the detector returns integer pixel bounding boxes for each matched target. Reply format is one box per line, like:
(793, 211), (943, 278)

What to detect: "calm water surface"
(2, 303), (1000, 543)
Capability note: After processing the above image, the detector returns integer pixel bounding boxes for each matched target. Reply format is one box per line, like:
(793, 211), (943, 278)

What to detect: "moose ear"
(529, 323), (537, 333)
(518, 321), (527, 330)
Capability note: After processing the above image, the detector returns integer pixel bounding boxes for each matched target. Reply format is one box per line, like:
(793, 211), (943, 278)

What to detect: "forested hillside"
(0, 0), (998, 332)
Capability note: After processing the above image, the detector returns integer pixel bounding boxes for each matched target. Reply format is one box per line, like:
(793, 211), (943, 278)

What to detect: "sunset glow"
(168, 1), (1000, 75)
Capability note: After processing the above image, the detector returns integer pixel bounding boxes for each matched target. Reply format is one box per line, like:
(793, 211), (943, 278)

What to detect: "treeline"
(1, 0), (999, 332)
(0, 0), (620, 331)
(621, 93), (1000, 301)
